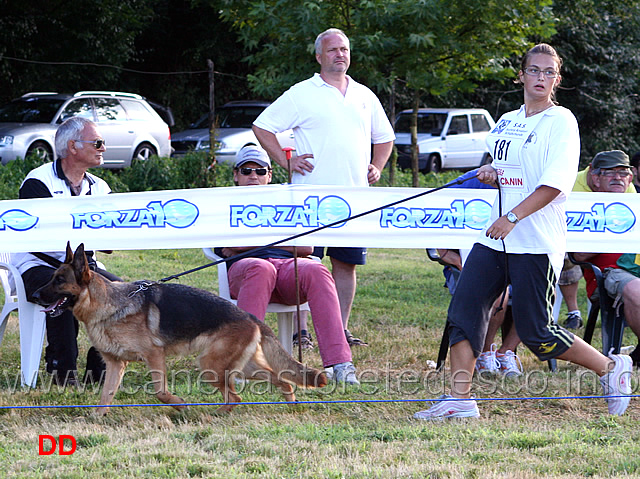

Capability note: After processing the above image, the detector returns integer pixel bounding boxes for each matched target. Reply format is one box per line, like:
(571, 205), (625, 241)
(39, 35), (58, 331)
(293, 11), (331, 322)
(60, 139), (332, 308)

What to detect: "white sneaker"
(475, 344), (500, 375)
(413, 394), (480, 420)
(620, 345), (635, 355)
(600, 354), (633, 415)
(496, 350), (523, 377)
(332, 362), (360, 385)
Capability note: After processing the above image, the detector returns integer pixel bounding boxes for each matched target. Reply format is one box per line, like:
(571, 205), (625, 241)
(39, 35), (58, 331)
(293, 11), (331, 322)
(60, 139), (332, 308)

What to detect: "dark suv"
(0, 91), (172, 168)
(171, 101), (294, 164)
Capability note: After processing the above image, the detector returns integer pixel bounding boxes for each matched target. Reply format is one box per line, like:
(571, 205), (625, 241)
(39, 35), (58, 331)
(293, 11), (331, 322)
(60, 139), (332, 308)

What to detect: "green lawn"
(1, 248), (639, 478)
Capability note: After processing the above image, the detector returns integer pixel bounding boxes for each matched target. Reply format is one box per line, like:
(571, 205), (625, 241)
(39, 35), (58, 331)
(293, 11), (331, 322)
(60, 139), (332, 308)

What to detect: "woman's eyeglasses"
(238, 167), (269, 176)
(75, 139), (106, 149)
(523, 67), (558, 78)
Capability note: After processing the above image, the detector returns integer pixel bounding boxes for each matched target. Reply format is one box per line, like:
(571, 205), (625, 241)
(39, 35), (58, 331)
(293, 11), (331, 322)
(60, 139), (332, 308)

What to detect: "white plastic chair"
(202, 248), (310, 354)
(0, 253), (46, 388)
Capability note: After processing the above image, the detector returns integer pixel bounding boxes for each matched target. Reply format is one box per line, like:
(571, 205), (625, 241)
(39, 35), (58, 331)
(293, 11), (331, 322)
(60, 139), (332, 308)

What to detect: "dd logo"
(38, 435), (77, 455)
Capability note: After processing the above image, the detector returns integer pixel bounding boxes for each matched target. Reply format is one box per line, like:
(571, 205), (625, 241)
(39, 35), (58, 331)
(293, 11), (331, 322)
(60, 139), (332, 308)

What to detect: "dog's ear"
(72, 243), (91, 285)
(64, 241), (74, 264)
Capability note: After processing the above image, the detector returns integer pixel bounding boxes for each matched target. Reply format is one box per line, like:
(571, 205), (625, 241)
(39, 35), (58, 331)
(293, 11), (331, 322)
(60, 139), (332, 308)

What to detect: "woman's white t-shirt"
(477, 105), (580, 274)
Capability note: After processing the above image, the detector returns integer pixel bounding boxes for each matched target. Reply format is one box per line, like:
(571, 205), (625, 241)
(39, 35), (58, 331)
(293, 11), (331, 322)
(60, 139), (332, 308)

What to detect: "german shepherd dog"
(34, 243), (327, 415)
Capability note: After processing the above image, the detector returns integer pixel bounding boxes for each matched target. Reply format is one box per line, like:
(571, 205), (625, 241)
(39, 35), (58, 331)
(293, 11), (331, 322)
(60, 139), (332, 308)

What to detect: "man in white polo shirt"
(252, 28), (395, 346)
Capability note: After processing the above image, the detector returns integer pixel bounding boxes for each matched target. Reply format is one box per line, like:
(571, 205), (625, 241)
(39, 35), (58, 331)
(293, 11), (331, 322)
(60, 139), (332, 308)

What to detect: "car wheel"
(426, 154), (441, 173)
(26, 141), (53, 162)
(132, 143), (157, 162)
(480, 153), (492, 166)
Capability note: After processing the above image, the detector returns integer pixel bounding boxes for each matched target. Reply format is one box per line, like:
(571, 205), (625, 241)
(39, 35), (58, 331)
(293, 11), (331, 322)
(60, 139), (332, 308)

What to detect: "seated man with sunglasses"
(214, 145), (359, 384)
(12, 117), (120, 387)
(572, 150), (640, 366)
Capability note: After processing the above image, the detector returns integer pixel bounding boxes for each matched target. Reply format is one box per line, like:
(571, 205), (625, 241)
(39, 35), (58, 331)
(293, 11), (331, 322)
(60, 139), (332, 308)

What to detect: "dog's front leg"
(95, 356), (127, 416)
(146, 350), (187, 411)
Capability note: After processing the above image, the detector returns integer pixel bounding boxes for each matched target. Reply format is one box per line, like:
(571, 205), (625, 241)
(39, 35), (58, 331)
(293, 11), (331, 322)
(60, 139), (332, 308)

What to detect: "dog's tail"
(257, 322), (328, 388)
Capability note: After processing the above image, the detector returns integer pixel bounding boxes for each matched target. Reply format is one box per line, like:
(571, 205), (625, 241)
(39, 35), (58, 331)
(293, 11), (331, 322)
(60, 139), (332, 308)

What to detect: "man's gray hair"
(55, 117), (95, 159)
(314, 28), (349, 55)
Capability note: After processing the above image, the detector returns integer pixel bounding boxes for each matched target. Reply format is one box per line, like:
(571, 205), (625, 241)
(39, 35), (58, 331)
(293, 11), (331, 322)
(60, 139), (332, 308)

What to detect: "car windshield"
(0, 98), (66, 123)
(192, 106), (267, 129)
(395, 112), (448, 135)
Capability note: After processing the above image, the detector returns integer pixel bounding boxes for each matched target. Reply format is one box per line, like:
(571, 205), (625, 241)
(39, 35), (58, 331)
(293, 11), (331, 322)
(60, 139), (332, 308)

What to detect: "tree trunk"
(411, 91), (420, 188)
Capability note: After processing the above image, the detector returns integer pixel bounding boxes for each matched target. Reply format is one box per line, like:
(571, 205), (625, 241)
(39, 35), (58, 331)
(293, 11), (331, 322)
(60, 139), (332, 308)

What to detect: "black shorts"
(448, 243), (574, 361)
(312, 247), (367, 265)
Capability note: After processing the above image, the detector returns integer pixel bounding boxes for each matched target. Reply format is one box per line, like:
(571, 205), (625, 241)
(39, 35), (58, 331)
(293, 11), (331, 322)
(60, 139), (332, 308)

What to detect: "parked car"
(171, 101), (294, 164)
(0, 91), (172, 168)
(394, 108), (496, 173)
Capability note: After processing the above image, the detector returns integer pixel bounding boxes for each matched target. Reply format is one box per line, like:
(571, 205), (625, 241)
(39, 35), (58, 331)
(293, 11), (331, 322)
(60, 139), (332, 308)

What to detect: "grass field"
(1, 248), (639, 478)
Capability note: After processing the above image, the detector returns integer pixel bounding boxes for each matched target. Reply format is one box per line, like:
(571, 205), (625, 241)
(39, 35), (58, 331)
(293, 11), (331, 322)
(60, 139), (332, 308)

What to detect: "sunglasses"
(238, 167), (269, 176)
(76, 139), (106, 149)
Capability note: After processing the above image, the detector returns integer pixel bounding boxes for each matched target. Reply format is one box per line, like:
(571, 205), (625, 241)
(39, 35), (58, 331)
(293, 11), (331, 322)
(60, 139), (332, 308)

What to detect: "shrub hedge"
(0, 152), (463, 201)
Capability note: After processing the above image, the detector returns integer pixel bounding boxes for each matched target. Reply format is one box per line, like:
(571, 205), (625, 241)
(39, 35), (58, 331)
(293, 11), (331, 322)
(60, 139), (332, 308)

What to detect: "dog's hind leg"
(243, 363), (297, 403)
(198, 355), (243, 414)
(145, 350), (188, 411)
(96, 355), (128, 416)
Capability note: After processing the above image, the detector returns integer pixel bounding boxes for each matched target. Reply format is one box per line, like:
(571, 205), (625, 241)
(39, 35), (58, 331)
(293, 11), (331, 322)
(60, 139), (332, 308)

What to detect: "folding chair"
(202, 248), (310, 354)
(0, 253), (46, 387)
(568, 253), (626, 355)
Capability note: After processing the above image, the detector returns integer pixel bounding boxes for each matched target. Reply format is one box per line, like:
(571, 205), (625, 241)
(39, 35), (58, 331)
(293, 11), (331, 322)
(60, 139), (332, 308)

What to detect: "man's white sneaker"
(600, 354), (632, 416)
(496, 350), (523, 377)
(413, 394), (480, 420)
(475, 344), (500, 375)
(333, 361), (360, 385)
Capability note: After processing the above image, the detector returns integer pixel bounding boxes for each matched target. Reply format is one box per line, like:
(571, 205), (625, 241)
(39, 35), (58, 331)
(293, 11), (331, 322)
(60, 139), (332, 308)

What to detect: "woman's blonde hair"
(516, 43), (563, 100)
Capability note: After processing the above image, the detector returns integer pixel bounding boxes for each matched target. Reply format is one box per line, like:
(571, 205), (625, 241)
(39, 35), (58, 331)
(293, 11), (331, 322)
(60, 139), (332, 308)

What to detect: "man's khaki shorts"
(603, 267), (638, 303)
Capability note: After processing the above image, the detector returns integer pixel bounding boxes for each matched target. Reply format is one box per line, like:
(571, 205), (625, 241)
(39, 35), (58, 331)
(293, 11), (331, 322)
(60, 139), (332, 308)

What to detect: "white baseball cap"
(235, 144), (271, 168)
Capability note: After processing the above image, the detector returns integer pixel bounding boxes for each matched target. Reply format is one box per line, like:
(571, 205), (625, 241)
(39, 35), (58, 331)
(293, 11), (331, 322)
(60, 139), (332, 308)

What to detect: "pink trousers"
(228, 257), (352, 367)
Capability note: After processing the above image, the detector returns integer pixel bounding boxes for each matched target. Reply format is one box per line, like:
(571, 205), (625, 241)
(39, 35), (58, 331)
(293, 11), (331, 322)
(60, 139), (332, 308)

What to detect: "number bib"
(487, 113), (545, 193)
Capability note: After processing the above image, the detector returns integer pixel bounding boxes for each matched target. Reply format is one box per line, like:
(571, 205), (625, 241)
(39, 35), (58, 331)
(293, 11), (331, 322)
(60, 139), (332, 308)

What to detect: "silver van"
(0, 91), (172, 168)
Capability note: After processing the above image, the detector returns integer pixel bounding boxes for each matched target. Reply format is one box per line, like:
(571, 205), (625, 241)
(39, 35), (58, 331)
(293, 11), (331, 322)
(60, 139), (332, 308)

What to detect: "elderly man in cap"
(573, 150), (640, 365)
(214, 145), (359, 384)
(559, 150), (638, 329)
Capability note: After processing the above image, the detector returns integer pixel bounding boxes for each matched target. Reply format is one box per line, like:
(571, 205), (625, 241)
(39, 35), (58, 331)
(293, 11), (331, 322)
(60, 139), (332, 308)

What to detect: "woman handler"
(414, 44), (632, 419)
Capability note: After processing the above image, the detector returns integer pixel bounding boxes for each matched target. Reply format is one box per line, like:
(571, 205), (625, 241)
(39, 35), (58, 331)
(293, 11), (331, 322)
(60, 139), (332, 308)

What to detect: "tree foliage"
(0, 0), (151, 96)
(0, 0), (639, 168)
(551, 0), (640, 164)
(0, 0), (252, 130)
(218, 0), (555, 184)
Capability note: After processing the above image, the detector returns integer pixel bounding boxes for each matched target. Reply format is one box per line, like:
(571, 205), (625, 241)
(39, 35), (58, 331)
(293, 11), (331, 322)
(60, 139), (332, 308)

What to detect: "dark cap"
(592, 150), (630, 170)
(235, 145), (271, 168)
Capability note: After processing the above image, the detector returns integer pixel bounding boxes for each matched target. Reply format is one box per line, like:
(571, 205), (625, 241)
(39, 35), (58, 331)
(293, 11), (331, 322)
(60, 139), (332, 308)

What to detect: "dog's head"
(33, 242), (92, 317)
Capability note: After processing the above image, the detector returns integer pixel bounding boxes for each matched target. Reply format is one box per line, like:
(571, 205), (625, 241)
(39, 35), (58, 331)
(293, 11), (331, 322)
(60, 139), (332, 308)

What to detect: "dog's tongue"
(41, 298), (65, 313)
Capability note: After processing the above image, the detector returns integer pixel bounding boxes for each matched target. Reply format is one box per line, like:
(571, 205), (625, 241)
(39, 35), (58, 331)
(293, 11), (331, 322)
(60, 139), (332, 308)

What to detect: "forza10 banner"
(0, 185), (637, 254)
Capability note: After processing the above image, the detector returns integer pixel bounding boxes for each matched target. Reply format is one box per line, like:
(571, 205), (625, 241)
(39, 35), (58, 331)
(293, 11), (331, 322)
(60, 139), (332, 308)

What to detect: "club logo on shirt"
(523, 132), (537, 147)
(491, 119), (511, 135)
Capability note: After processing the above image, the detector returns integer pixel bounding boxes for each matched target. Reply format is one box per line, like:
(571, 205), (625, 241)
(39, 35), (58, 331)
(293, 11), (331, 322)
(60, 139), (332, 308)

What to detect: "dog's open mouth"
(41, 297), (70, 317)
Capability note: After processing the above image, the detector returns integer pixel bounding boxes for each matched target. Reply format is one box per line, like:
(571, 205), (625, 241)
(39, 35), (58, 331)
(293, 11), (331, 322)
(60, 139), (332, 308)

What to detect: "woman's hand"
(485, 216), (516, 240)
(476, 165), (498, 186)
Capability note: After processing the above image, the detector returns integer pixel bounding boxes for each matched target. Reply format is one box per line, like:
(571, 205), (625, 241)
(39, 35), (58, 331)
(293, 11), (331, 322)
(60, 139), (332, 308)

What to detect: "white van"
(394, 108), (496, 173)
